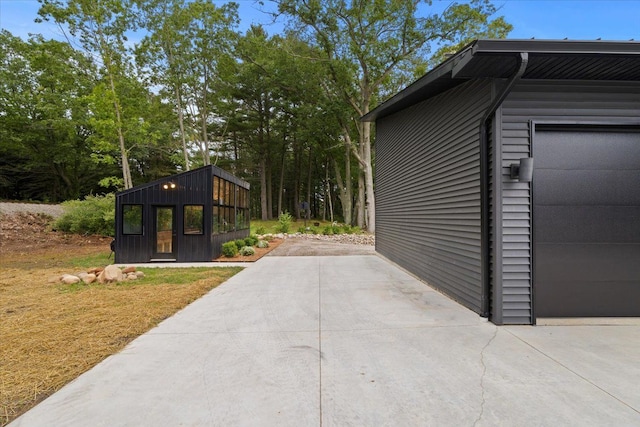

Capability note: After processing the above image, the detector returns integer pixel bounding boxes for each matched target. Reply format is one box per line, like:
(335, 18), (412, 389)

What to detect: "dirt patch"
(0, 212), (112, 269)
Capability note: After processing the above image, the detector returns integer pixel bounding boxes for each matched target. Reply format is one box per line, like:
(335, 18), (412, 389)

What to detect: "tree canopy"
(0, 0), (511, 224)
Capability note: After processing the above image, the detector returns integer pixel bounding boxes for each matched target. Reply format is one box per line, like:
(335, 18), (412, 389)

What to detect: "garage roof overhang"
(362, 39), (640, 122)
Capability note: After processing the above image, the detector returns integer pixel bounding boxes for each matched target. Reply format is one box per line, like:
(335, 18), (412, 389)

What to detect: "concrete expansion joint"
(473, 326), (498, 427)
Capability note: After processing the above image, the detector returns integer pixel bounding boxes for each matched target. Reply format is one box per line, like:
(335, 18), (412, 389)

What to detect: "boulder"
(122, 266), (136, 274)
(76, 272), (89, 280)
(87, 267), (101, 274)
(82, 273), (96, 284)
(135, 271), (145, 279)
(126, 272), (138, 280)
(98, 265), (123, 283)
(47, 275), (62, 284)
(61, 274), (81, 285)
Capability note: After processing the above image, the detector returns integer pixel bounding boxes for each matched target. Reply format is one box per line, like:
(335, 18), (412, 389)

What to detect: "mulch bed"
(212, 238), (284, 262)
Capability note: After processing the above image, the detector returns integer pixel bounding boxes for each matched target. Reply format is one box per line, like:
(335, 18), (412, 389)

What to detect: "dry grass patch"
(0, 260), (241, 425)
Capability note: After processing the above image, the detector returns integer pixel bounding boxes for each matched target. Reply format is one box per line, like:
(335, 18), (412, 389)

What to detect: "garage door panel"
(536, 206), (640, 244)
(535, 243), (640, 283)
(536, 130), (640, 170)
(535, 281), (640, 317)
(534, 129), (640, 318)
(536, 170), (640, 205)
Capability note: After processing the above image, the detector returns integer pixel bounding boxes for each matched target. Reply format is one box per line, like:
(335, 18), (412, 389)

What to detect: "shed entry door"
(533, 127), (640, 318)
(153, 206), (176, 260)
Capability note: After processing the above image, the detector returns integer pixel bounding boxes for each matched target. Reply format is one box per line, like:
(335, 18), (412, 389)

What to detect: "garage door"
(533, 128), (640, 318)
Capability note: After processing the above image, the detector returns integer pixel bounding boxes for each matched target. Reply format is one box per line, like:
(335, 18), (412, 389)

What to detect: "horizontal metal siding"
(376, 79), (492, 314)
(499, 80), (640, 324)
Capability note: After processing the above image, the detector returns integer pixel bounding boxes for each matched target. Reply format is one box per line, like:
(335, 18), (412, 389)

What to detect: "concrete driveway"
(10, 255), (640, 426)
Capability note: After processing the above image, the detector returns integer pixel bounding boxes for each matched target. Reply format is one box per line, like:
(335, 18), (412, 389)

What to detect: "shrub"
(239, 246), (255, 256)
(308, 227), (318, 235)
(263, 235), (273, 242)
(342, 225), (353, 234)
(234, 239), (246, 250)
(248, 235), (259, 246)
(257, 240), (269, 248)
(322, 226), (333, 235)
(255, 226), (266, 235)
(53, 194), (115, 236)
(222, 241), (238, 257)
(332, 224), (341, 234)
(276, 212), (292, 233)
(297, 226), (307, 234)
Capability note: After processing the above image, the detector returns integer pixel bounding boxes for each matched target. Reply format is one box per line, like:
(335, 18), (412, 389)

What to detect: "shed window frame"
(183, 204), (204, 235)
(122, 204), (143, 235)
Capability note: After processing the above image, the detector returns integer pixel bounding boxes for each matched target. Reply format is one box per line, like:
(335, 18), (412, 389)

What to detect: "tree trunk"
(175, 87), (190, 171)
(278, 139), (286, 215)
(362, 120), (375, 232)
(356, 170), (365, 228)
(107, 72), (132, 189)
(260, 157), (268, 220)
(306, 147), (312, 221)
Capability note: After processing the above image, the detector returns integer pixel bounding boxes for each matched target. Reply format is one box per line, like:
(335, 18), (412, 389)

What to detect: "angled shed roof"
(362, 39), (640, 122)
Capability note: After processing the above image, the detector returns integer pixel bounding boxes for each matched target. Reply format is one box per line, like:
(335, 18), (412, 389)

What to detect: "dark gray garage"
(363, 39), (640, 324)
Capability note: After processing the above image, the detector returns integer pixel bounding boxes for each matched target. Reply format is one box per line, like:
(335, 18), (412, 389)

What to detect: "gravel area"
(0, 202), (64, 218)
(268, 232), (375, 246)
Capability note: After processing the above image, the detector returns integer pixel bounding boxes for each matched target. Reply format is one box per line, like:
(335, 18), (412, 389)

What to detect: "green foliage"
(322, 226), (334, 236)
(239, 246), (255, 256)
(255, 226), (266, 235)
(54, 194), (115, 236)
(245, 235), (259, 246)
(256, 240), (269, 249)
(234, 239), (247, 250)
(222, 241), (238, 257)
(332, 224), (341, 234)
(276, 212), (293, 233)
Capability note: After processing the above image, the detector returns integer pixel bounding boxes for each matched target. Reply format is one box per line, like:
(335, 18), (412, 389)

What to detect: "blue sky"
(1, 0), (638, 42)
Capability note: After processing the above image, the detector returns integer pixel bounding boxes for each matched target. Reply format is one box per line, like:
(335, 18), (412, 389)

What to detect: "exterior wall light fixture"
(162, 182), (177, 190)
(510, 157), (534, 182)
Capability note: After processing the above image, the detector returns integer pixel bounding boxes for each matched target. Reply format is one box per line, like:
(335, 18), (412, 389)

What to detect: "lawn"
(0, 250), (241, 426)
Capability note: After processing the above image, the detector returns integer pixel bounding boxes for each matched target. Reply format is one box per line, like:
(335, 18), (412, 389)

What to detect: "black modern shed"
(364, 39), (640, 325)
(115, 165), (250, 263)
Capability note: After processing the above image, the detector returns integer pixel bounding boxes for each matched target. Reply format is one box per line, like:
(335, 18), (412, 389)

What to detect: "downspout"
(479, 52), (529, 318)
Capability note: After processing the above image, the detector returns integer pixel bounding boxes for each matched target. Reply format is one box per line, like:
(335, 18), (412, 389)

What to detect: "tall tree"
(38, 0), (139, 188)
(276, 0), (512, 231)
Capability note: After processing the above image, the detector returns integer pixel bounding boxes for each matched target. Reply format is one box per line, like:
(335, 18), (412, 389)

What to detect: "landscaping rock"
(122, 266), (136, 274)
(135, 271), (145, 279)
(47, 275), (62, 284)
(61, 274), (81, 284)
(98, 265), (123, 283)
(83, 273), (96, 284)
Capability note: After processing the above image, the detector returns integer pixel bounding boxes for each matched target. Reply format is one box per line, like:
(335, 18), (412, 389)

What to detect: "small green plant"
(255, 226), (266, 235)
(308, 227), (318, 235)
(257, 240), (269, 248)
(234, 239), (246, 250)
(239, 246), (256, 256)
(342, 225), (353, 234)
(263, 235), (273, 242)
(351, 226), (362, 234)
(222, 241), (238, 257)
(276, 212), (292, 233)
(248, 235), (259, 245)
(332, 224), (341, 234)
(297, 226), (307, 234)
(322, 226), (333, 235)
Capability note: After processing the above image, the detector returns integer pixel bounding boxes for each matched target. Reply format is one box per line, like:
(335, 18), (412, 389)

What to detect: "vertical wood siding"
(376, 80), (492, 314)
(499, 80), (640, 324)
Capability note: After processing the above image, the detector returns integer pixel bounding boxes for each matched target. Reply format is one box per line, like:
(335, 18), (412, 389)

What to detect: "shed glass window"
(184, 205), (204, 235)
(122, 204), (143, 235)
(213, 176), (221, 205)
